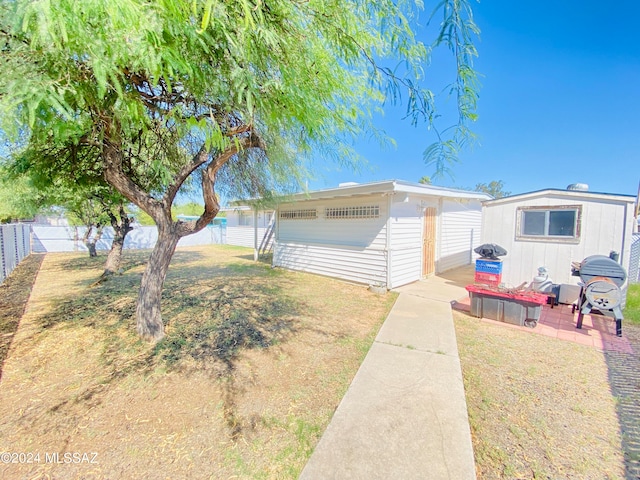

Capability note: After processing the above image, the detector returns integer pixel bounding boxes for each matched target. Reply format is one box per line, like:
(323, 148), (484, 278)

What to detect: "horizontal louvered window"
(325, 205), (380, 219)
(279, 209), (317, 220)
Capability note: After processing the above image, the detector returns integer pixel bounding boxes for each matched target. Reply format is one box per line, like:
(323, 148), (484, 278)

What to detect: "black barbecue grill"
(571, 254), (627, 336)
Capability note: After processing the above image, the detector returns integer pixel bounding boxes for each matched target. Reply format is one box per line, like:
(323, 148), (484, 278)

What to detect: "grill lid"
(575, 255), (627, 286)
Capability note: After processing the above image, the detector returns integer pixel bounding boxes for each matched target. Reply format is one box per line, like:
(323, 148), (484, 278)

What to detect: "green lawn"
(624, 283), (640, 325)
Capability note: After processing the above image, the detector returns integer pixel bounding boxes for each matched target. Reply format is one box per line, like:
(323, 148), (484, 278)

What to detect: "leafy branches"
(424, 0), (480, 177)
(0, 0), (481, 340)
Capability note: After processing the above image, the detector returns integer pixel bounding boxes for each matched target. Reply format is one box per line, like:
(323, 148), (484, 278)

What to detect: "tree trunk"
(135, 228), (180, 342)
(104, 232), (124, 275)
(83, 225), (103, 257)
(103, 207), (133, 277)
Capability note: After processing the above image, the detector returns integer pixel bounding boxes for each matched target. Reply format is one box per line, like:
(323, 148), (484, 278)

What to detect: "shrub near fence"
(0, 224), (32, 284)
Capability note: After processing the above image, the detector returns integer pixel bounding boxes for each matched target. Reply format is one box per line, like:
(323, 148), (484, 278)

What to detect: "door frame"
(422, 206), (437, 277)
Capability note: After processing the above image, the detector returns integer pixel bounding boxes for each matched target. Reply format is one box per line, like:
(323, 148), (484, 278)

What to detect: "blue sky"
(307, 0), (640, 197)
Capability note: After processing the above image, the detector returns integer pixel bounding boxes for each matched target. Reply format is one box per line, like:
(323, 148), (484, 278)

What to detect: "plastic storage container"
(466, 286), (546, 326)
(474, 271), (502, 286)
(475, 259), (503, 274)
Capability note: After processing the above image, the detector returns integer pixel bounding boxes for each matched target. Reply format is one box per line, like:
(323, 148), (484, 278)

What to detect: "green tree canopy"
(0, 167), (49, 222)
(475, 180), (511, 199)
(0, 0), (479, 340)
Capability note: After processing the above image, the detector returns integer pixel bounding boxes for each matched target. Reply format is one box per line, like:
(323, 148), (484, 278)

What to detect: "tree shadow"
(154, 277), (299, 439)
(31, 256), (301, 441)
(603, 325), (640, 479)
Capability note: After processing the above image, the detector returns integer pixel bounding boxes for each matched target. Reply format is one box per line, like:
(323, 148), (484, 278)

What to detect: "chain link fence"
(0, 224), (32, 284)
(629, 233), (640, 284)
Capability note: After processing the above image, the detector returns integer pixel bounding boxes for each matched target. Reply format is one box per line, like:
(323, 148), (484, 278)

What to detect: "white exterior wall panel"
(482, 193), (636, 287)
(278, 198), (387, 248)
(226, 226), (268, 248)
(275, 196), (388, 286)
(438, 199), (483, 273)
(389, 247), (422, 288)
(388, 197), (424, 288)
(274, 243), (387, 285)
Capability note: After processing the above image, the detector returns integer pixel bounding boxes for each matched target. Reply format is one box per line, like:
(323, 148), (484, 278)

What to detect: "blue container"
(476, 259), (503, 274)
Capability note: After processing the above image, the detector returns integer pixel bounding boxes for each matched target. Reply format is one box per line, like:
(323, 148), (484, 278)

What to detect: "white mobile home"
(481, 187), (637, 289)
(271, 180), (491, 289)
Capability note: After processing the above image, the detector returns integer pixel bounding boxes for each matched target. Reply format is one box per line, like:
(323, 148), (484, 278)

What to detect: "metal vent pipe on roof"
(567, 183), (589, 191)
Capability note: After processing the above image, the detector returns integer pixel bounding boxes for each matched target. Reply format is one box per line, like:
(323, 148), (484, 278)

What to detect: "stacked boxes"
(475, 258), (502, 286)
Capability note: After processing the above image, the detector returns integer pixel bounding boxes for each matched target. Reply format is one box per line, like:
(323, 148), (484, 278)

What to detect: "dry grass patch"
(0, 245), (396, 479)
(0, 254), (44, 378)
(454, 310), (625, 479)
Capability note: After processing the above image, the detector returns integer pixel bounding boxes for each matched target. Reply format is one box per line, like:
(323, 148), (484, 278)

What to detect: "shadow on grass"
(33, 255), (301, 440)
(604, 324), (640, 479)
(51, 248), (208, 274)
(0, 254), (45, 381)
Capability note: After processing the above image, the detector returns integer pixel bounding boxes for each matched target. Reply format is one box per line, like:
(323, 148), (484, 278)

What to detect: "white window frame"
(516, 205), (582, 243)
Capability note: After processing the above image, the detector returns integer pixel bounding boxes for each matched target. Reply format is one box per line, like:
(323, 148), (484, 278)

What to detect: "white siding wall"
(482, 194), (635, 287)
(226, 226), (268, 248)
(274, 195), (388, 286)
(274, 243), (387, 285)
(388, 196), (431, 288)
(438, 199), (483, 273)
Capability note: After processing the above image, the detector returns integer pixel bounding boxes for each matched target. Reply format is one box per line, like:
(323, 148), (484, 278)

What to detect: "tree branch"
(102, 140), (164, 222)
(163, 145), (209, 207)
(176, 132), (264, 237)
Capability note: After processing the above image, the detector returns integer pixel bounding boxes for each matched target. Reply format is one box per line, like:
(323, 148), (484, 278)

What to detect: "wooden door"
(422, 207), (436, 276)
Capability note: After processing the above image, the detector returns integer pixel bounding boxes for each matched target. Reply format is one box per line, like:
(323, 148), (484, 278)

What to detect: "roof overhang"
(483, 189), (636, 206)
(229, 179), (491, 206)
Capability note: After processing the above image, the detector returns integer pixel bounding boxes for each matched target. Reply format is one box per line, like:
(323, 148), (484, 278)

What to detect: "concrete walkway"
(300, 267), (476, 479)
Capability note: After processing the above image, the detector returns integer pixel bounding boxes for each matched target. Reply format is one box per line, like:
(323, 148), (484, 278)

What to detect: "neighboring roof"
(483, 188), (636, 206)
(220, 205), (253, 212)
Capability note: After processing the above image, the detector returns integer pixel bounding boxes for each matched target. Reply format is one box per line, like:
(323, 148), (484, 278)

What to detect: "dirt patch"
(454, 310), (625, 479)
(0, 246), (397, 479)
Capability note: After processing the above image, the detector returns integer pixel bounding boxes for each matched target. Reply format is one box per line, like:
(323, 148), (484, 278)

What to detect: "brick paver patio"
(453, 298), (634, 353)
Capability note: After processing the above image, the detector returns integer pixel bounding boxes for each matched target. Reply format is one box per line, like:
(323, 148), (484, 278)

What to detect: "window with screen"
(517, 205), (581, 241)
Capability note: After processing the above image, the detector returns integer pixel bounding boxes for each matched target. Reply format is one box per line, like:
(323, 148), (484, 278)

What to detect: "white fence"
(0, 224), (32, 284)
(31, 225), (226, 253)
(2, 223), (267, 284)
